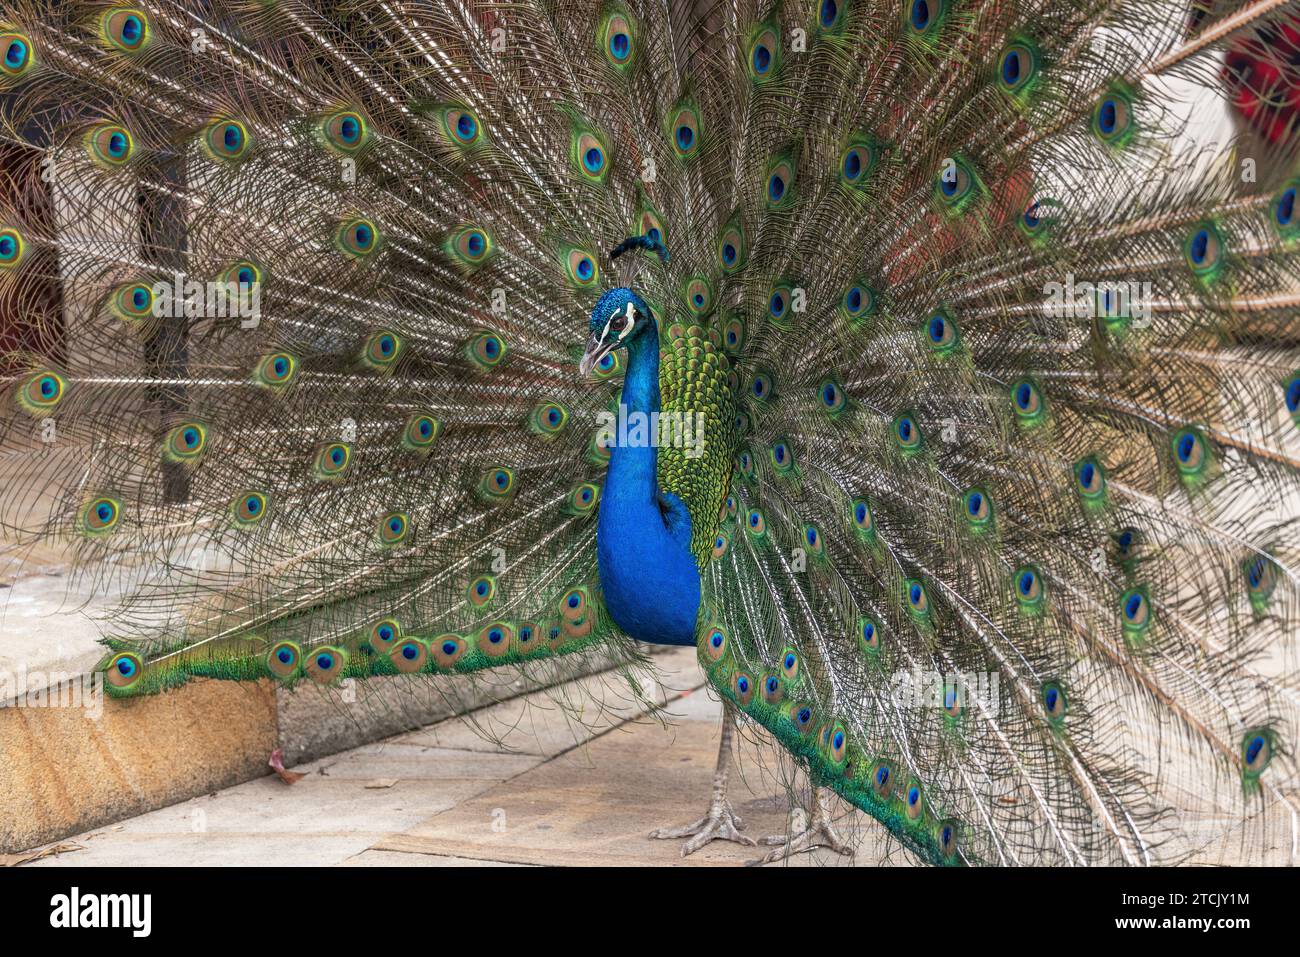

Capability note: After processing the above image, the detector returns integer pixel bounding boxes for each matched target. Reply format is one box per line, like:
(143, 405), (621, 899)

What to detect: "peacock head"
(580, 287), (654, 377)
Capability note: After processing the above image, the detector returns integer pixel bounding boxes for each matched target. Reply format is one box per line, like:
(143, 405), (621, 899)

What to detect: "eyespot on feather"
(477, 467), (516, 502)
(402, 412), (440, 451)
(336, 217), (380, 259)
(202, 119), (251, 162)
(362, 329), (403, 370)
(321, 110), (369, 153)
(313, 442), (351, 480)
(467, 329), (507, 369)
(1, 31), (35, 80)
(164, 422), (207, 463)
(17, 370), (64, 414)
(254, 352), (297, 390)
(0, 226), (25, 268)
(377, 511), (410, 546)
(1014, 565), (1045, 614)
(102, 9), (151, 53)
(745, 24), (780, 82)
(267, 641), (301, 679)
(86, 123), (133, 167)
(105, 652), (144, 690)
(80, 496), (122, 536)
(306, 647), (347, 684)
(600, 10), (636, 69)
(432, 633), (468, 670)
(370, 619), (402, 654)
(231, 490), (270, 527)
(389, 638), (429, 673)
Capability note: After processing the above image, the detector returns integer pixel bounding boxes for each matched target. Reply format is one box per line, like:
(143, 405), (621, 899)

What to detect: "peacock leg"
(648, 704), (755, 856)
(754, 786), (854, 865)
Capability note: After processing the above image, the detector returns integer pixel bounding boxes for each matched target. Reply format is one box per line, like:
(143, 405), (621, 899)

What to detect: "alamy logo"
(151, 273), (261, 325)
(1043, 272), (1153, 325)
(595, 403), (706, 459)
(49, 887), (151, 937)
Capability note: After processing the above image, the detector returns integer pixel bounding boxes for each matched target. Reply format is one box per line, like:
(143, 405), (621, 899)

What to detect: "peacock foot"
(649, 703), (755, 856)
(649, 798), (756, 856)
(753, 788), (855, 865)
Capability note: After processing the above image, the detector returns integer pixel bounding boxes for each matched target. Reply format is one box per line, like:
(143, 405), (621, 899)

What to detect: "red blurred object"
(1198, 2), (1300, 148)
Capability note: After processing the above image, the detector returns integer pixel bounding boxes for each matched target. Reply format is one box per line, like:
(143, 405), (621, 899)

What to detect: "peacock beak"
(579, 327), (615, 377)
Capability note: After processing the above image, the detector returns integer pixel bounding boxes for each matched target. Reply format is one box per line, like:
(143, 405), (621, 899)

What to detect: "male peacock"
(1, 0), (1298, 866)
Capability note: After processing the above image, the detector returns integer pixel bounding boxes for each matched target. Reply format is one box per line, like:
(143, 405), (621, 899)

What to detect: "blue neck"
(596, 328), (701, 646)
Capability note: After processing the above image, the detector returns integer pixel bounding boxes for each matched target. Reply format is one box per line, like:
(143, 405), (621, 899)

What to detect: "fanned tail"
(683, 0), (1299, 865)
(1, 0), (1297, 865)
(0, 0), (694, 693)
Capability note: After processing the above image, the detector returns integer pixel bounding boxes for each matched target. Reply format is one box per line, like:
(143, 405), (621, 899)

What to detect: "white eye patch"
(603, 302), (637, 342)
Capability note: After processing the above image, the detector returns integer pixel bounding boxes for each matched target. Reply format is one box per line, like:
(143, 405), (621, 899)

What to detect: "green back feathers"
(657, 322), (738, 563)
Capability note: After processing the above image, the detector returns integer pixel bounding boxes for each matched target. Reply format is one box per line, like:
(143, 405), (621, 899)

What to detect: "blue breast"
(594, 325), (701, 646)
(598, 488), (701, 646)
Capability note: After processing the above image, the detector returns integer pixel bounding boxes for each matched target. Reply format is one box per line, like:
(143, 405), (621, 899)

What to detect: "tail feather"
(0, 0), (1296, 864)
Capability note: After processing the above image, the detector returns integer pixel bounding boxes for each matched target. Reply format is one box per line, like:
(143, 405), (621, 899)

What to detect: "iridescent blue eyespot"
(910, 0), (931, 31)
(1098, 99), (1118, 135)
(1188, 229), (1210, 266)
(1002, 48), (1023, 85)
(1276, 187), (1295, 227)
(5, 38), (28, 70)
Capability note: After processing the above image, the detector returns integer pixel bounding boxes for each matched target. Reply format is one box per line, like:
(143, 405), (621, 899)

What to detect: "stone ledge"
(2, 650), (650, 854)
(0, 678), (276, 854)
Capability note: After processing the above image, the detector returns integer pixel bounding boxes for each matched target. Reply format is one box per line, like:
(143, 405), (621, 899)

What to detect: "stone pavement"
(21, 647), (891, 867)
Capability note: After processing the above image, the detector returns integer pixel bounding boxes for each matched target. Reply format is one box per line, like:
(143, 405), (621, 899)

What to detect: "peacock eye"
(609, 311), (628, 331)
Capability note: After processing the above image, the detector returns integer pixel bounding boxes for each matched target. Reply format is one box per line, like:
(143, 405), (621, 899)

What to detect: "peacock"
(1, 0), (1298, 867)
